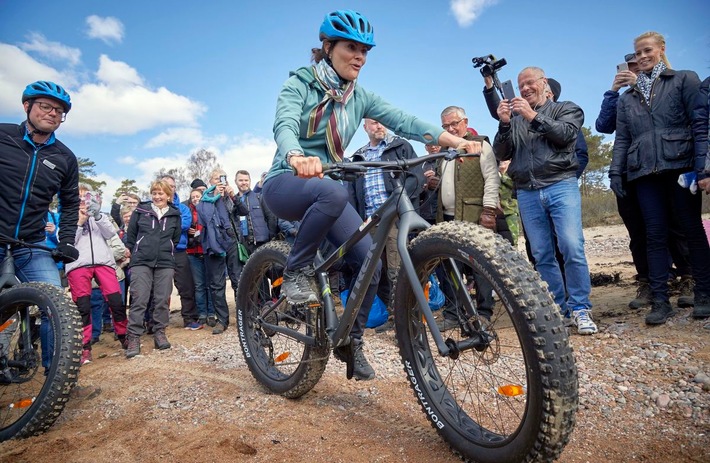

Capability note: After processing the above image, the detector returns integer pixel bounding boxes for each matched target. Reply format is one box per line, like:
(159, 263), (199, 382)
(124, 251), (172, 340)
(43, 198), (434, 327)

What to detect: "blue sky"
(1, 0), (708, 200)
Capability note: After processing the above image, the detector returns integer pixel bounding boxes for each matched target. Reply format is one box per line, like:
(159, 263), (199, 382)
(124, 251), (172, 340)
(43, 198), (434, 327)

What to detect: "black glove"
(55, 242), (79, 263)
(609, 175), (626, 198)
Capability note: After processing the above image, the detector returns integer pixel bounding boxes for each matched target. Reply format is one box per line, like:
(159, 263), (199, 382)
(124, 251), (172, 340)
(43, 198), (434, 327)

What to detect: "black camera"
(472, 54), (507, 78)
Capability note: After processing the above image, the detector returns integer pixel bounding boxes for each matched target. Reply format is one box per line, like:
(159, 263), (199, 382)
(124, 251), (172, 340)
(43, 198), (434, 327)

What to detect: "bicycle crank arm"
(258, 321), (317, 346)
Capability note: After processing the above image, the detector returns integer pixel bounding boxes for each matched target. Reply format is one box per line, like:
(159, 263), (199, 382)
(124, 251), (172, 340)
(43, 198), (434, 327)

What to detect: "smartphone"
(219, 175), (227, 184)
(501, 80), (516, 101)
(617, 62), (629, 73)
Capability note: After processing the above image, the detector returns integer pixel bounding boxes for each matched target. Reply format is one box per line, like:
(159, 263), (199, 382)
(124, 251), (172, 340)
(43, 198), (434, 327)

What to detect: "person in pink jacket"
(66, 185), (128, 365)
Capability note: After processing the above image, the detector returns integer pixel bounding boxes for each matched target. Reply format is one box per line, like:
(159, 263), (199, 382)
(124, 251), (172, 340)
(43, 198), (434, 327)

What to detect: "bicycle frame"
(259, 153), (486, 357)
(0, 246), (21, 290)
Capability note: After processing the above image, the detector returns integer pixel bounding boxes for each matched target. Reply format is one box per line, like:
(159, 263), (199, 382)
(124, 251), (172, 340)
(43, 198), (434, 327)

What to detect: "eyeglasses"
(36, 101), (66, 117)
(441, 119), (463, 130)
(517, 76), (545, 91)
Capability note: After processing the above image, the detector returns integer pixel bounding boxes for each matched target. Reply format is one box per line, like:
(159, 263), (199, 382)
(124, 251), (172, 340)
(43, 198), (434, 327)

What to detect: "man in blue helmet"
(0, 81), (80, 372)
(0, 81), (80, 283)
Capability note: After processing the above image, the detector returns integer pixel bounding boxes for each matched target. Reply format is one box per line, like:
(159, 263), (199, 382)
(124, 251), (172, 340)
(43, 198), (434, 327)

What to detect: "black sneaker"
(207, 316), (217, 327)
(646, 300), (674, 325)
(692, 293), (710, 319)
(282, 267), (318, 304)
(677, 275), (695, 308)
(629, 278), (652, 309)
(352, 339), (375, 381)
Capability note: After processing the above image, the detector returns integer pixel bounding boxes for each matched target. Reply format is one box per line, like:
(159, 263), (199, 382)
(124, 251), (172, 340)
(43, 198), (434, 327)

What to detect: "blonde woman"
(124, 180), (181, 357)
(609, 31), (709, 324)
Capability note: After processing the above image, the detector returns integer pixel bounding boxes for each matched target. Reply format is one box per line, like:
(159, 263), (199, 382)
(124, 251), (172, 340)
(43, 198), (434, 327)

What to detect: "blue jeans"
(188, 254), (214, 318)
(91, 280), (125, 339)
(263, 173), (381, 340)
(0, 243), (61, 369)
(517, 177), (591, 313)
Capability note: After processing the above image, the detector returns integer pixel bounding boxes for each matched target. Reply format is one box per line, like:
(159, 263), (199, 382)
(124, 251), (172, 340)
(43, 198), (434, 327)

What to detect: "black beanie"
(190, 178), (207, 189)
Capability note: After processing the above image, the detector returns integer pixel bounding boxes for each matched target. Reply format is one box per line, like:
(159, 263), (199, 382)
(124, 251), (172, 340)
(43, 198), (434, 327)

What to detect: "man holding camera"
(494, 67), (597, 335)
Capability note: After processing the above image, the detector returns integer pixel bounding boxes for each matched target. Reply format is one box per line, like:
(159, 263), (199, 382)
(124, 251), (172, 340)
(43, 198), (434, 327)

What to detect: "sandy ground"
(1, 223), (709, 463)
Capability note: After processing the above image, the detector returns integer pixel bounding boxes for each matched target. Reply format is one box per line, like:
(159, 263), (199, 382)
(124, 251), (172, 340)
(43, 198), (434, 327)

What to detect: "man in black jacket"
(0, 81), (80, 371)
(494, 67), (597, 335)
(0, 81), (80, 285)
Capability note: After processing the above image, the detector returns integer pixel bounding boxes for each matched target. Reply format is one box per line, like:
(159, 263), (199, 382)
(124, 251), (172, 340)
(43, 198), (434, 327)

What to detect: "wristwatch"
(286, 149), (304, 166)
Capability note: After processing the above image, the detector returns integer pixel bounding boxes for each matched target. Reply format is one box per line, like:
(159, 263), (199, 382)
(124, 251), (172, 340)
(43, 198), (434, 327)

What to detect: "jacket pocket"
(627, 140), (641, 171)
(660, 131), (693, 161)
(461, 198), (483, 223)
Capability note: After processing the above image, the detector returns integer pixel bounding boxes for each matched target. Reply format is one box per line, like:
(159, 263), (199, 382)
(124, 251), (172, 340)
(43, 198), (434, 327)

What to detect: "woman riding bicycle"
(261, 9), (481, 380)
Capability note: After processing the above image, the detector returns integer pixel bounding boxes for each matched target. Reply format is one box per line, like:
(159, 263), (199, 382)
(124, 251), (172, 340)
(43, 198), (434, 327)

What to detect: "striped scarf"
(308, 60), (356, 162)
(636, 61), (667, 106)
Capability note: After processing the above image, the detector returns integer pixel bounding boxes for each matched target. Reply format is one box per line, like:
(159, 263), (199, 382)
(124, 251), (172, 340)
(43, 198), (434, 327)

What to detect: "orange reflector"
(498, 385), (525, 397)
(0, 318), (13, 333)
(11, 398), (34, 408)
(275, 352), (290, 363)
(272, 277), (283, 288)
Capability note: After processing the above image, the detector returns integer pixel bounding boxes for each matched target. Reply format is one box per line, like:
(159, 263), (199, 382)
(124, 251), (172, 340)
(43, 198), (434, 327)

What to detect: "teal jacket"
(265, 66), (445, 182)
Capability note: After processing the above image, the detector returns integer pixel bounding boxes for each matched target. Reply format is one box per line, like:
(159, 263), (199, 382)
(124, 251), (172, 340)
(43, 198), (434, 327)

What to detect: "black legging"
(262, 174), (381, 340)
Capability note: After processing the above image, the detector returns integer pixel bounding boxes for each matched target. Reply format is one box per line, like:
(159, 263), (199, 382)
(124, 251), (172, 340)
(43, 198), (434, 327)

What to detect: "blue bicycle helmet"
(22, 81), (72, 112)
(319, 10), (375, 47)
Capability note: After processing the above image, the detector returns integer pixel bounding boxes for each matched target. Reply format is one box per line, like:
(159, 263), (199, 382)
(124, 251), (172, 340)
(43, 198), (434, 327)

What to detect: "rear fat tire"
(236, 241), (329, 399)
(0, 282), (82, 441)
(394, 222), (578, 463)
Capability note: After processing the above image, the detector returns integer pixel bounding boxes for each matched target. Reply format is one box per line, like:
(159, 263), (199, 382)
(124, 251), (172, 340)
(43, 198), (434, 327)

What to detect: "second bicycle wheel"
(394, 221), (578, 463)
(236, 241), (330, 399)
(0, 282), (82, 441)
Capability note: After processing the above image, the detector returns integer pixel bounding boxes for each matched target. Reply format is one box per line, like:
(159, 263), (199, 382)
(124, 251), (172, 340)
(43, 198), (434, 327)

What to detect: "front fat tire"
(236, 241), (329, 399)
(394, 222), (578, 463)
(0, 282), (81, 441)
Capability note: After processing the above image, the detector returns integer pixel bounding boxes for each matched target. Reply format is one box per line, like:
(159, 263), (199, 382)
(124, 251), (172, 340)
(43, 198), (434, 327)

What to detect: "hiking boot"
(117, 334), (128, 350)
(572, 308), (598, 335)
(153, 330), (171, 350)
(103, 322), (114, 333)
(207, 316), (217, 327)
(198, 316), (207, 326)
(212, 322), (226, 335)
(677, 275), (695, 308)
(282, 267), (318, 304)
(374, 317), (394, 334)
(645, 300), (674, 325)
(352, 339), (375, 381)
(80, 349), (93, 366)
(629, 278), (652, 310)
(691, 293), (710, 319)
(125, 335), (141, 358)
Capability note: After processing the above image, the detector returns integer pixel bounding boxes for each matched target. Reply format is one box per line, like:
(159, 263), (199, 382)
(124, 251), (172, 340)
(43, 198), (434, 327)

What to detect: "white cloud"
(145, 127), (206, 148)
(62, 55), (205, 136)
(117, 156), (137, 165)
(18, 32), (82, 66)
(450, 0), (499, 27)
(96, 55), (143, 87)
(0, 43), (76, 117)
(86, 15), (125, 44)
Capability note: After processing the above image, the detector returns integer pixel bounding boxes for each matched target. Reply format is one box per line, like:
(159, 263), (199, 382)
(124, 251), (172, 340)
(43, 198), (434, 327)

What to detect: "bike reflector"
(497, 384), (525, 397)
(275, 352), (290, 363)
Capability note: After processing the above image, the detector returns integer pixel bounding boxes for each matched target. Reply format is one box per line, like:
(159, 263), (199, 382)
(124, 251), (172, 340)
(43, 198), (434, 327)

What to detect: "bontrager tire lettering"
(0, 282), (82, 441)
(394, 221), (578, 463)
(236, 241), (330, 399)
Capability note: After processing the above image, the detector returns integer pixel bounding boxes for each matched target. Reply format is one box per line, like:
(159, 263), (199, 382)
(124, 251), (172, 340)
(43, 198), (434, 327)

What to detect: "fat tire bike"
(0, 235), (82, 441)
(236, 151), (578, 463)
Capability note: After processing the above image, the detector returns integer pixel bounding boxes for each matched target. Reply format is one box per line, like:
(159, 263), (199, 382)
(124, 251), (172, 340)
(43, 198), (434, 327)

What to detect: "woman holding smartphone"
(609, 31), (710, 324)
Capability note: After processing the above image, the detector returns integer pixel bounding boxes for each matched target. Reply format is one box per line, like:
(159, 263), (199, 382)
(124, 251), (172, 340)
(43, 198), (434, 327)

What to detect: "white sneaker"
(572, 309), (598, 335)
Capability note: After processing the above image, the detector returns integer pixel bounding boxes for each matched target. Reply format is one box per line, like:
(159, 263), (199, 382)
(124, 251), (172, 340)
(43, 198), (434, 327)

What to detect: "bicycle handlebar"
(321, 149), (474, 179)
(0, 234), (76, 263)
